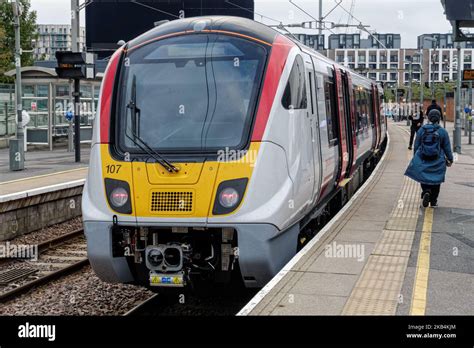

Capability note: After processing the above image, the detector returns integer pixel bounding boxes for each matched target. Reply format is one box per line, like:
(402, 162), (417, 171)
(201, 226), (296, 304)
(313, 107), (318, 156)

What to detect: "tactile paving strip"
(342, 128), (420, 315)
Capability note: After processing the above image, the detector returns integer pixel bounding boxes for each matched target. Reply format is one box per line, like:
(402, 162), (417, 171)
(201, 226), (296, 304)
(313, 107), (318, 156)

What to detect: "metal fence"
(0, 84), (15, 137)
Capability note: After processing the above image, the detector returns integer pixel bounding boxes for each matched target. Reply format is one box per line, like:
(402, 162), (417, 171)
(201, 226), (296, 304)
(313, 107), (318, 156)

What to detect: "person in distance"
(408, 105), (424, 150)
(404, 109), (454, 208)
(426, 99), (443, 122)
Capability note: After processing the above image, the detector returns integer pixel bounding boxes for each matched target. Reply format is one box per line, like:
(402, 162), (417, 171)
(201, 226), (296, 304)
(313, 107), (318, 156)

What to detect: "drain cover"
(0, 268), (38, 285)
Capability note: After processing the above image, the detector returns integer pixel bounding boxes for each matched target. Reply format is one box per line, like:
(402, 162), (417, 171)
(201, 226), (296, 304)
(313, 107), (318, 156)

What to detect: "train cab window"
(117, 34), (268, 153)
(282, 56), (307, 110)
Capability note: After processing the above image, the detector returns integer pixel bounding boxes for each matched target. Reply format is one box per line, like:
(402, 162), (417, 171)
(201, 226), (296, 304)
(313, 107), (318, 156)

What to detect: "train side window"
(356, 89), (366, 132)
(368, 91), (375, 127)
(353, 87), (360, 134)
(282, 55), (307, 110)
(308, 71), (314, 114)
(379, 94), (385, 125)
(324, 78), (338, 144)
(360, 90), (369, 128)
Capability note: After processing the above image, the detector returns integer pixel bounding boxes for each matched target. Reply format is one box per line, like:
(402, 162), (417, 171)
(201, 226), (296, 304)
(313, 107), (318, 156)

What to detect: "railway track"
(123, 294), (159, 316)
(0, 229), (88, 303)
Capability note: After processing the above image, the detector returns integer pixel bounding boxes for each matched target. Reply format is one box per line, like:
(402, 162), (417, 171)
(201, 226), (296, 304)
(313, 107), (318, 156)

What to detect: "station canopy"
(441, 0), (474, 41)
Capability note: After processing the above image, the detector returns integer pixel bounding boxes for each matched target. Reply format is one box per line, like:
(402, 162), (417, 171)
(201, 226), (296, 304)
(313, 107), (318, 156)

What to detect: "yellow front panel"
(100, 143), (260, 218)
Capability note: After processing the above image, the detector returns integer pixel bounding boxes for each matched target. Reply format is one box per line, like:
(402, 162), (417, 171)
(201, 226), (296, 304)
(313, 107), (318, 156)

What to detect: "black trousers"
(409, 126), (421, 147)
(421, 184), (441, 204)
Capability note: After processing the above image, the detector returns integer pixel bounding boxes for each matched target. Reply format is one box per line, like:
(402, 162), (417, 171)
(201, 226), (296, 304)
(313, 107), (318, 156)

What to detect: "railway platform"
(239, 120), (474, 316)
(0, 148), (88, 241)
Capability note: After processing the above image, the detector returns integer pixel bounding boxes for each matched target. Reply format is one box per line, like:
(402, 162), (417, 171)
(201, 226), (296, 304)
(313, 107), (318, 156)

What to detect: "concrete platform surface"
(240, 120), (474, 316)
(0, 147), (89, 199)
(0, 146), (90, 183)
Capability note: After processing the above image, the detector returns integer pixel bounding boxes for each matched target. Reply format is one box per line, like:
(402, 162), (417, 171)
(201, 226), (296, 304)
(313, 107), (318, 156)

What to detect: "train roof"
(128, 16), (280, 50)
(126, 16), (381, 92)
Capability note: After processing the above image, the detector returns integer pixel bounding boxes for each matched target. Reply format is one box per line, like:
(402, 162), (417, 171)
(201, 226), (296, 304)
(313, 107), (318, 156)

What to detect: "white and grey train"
(82, 16), (387, 290)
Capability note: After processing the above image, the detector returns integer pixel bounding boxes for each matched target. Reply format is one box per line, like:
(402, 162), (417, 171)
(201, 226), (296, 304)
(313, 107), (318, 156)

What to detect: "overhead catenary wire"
(345, 0), (356, 34)
(130, 0), (180, 19)
(225, 0), (281, 24)
(288, 0), (337, 35)
(333, 0), (388, 50)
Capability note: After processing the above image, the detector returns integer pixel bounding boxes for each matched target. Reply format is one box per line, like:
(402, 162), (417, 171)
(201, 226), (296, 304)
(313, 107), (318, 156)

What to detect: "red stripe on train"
(100, 48), (123, 143)
(251, 35), (295, 141)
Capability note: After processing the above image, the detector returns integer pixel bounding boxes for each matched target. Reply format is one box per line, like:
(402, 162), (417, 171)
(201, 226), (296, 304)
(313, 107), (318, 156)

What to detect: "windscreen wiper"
(126, 75), (180, 173)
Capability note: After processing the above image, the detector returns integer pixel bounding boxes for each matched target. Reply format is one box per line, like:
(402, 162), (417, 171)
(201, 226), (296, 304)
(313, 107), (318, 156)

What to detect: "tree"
(0, 0), (37, 83)
(384, 83), (456, 104)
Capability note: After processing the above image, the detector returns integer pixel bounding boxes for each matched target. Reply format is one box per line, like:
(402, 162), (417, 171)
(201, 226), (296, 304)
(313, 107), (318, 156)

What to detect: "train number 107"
(106, 165), (122, 174)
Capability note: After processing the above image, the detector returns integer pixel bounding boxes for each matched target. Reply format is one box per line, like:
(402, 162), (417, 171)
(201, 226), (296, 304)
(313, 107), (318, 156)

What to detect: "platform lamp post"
(454, 44), (462, 154)
(414, 50), (424, 116)
(407, 56), (413, 126)
(9, 0), (24, 171)
(443, 74), (449, 129)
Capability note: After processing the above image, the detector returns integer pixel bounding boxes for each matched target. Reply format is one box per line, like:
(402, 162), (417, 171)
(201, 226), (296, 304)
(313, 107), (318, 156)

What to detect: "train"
(82, 16), (387, 291)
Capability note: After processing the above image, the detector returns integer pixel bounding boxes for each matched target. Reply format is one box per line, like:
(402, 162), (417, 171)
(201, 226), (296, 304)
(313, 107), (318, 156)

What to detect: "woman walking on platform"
(405, 109), (454, 208)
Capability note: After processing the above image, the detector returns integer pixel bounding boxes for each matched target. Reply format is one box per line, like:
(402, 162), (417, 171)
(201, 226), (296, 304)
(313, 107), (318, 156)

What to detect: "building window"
(380, 73), (387, 81)
(390, 73), (397, 81)
(387, 35), (393, 47)
(369, 73), (376, 80)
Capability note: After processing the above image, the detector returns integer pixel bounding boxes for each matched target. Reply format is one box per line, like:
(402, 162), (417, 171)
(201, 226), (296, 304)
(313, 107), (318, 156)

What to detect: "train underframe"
(111, 225), (241, 291)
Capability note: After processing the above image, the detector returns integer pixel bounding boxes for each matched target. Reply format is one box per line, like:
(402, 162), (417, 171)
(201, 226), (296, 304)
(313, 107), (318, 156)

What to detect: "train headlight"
(105, 178), (132, 214)
(110, 188), (129, 208)
(219, 188), (239, 208)
(164, 247), (182, 268)
(212, 178), (249, 215)
(147, 248), (164, 267)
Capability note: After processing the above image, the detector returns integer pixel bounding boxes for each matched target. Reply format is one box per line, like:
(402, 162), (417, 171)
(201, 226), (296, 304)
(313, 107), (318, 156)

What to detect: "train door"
(306, 57), (323, 205)
(333, 67), (351, 183)
(368, 87), (377, 150)
(342, 72), (358, 176)
(371, 84), (381, 149)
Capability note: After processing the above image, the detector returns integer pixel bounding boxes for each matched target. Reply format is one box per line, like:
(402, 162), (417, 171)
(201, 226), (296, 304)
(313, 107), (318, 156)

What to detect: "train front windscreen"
(115, 34), (268, 155)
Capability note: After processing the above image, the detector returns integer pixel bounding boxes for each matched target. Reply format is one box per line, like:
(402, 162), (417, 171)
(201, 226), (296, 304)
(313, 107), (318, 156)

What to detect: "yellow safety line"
(410, 207), (434, 315)
(0, 167), (88, 185)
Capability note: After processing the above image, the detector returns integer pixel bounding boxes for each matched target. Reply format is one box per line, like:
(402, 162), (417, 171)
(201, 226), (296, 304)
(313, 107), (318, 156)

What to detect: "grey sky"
(30, 0), (452, 48)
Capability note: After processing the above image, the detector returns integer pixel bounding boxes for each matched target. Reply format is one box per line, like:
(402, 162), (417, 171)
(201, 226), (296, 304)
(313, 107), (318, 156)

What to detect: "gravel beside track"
(0, 266), (155, 316)
(6, 217), (83, 246)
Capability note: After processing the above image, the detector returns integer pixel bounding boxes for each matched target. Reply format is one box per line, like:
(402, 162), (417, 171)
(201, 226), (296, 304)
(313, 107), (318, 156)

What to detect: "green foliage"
(384, 83), (456, 103)
(0, 0), (37, 83)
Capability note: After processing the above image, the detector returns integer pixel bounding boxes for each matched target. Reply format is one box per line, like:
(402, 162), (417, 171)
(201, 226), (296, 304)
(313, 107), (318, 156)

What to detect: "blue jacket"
(405, 124), (454, 185)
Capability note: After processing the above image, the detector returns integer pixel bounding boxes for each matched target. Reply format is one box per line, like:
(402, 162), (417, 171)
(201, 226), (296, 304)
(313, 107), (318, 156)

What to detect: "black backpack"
(420, 125), (441, 161)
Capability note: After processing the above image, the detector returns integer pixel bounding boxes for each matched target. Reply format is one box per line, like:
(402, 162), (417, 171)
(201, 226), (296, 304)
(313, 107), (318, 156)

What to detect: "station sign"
(55, 51), (96, 79)
(463, 69), (474, 81)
